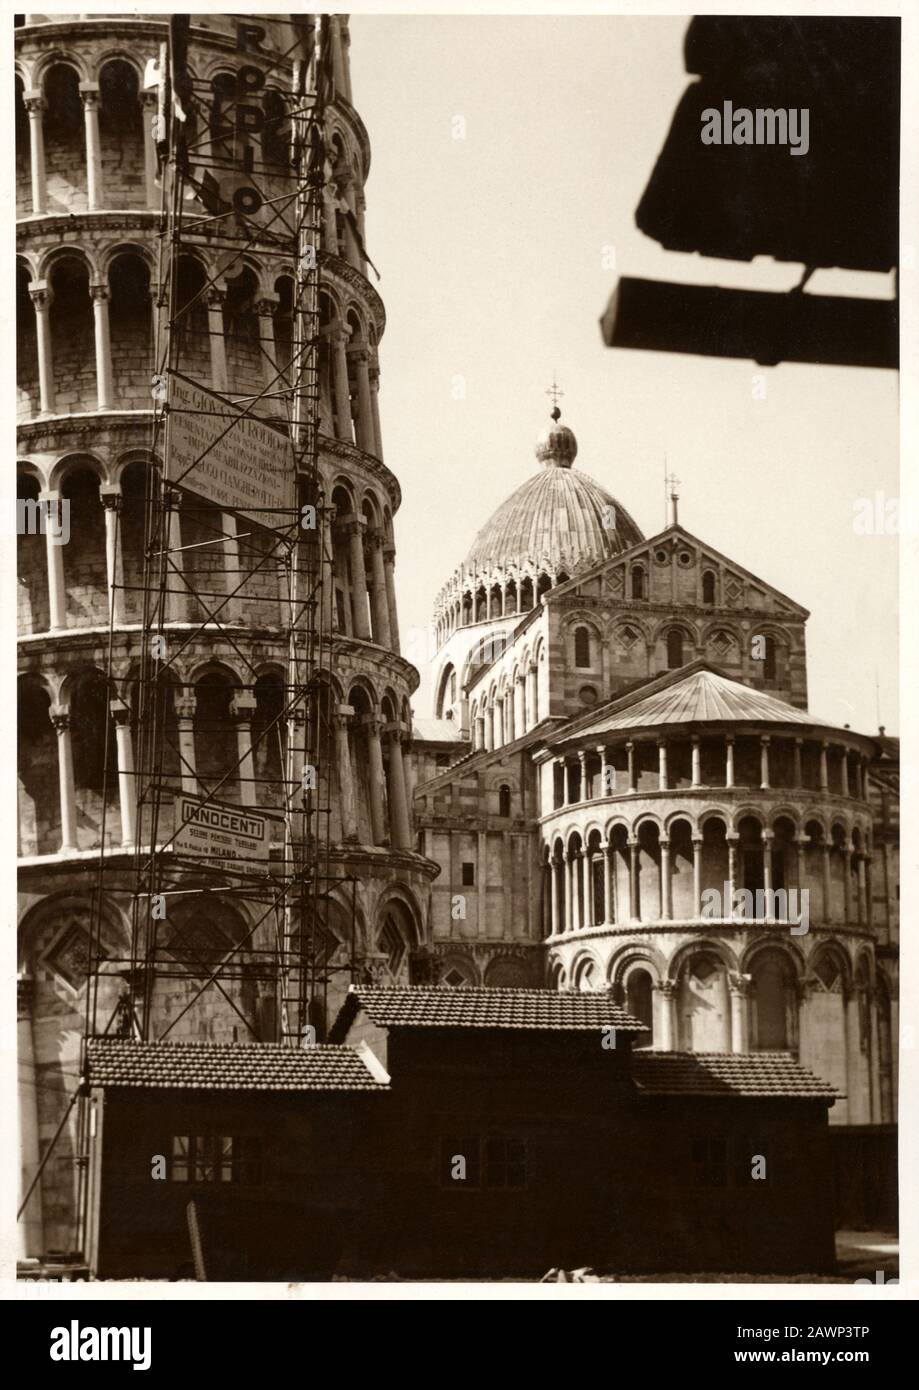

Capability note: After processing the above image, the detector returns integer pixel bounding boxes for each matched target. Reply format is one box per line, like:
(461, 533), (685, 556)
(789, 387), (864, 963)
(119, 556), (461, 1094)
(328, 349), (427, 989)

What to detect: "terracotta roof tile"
(86, 1039), (387, 1091)
(632, 1051), (839, 1099)
(342, 985), (647, 1033)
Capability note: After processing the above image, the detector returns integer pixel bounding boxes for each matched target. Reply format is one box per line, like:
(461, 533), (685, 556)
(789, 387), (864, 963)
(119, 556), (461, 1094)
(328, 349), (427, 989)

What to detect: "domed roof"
(461, 410), (644, 575)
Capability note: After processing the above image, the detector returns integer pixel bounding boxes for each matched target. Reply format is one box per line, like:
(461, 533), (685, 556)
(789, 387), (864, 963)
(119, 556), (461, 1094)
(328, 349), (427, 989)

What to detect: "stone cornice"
(320, 434), (401, 511)
(17, 410), (153, 452)
(17, 211), (160, 242)
(320, 251), (385, 336)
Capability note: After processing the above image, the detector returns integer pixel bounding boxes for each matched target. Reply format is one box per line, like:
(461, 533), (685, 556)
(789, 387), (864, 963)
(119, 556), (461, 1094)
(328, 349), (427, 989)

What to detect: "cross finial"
(665, 469), (681, 497)
(545, 377), (564, 419)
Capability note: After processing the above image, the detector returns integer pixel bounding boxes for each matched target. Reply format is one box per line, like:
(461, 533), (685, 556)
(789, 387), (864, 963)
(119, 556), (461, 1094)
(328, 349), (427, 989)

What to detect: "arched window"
(574, 625), (591, 668)
(498, 785), (511, 817)
(667, 629), (684, 669)
(631, 565), (645, 599)
(702, 570), (716, 605)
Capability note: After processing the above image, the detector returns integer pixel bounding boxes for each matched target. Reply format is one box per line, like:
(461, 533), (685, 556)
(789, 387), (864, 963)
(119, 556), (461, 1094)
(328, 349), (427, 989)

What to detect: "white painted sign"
(167, 376), (294, 526)
(174, 793), (280, 865)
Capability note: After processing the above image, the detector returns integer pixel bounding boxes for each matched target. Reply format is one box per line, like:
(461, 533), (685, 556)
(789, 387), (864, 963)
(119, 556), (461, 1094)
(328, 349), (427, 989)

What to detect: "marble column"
(346, 520), (371, 640)
(691, 735), (701, 787)
(23, 91), (47, 214)
(80, 83), (103, 210)
(494, 697), (504, 748)
(50, 706), (77, 852)
(729, 976), (750, 1052)
(629, 840), (640, 921)
(18, 974), (44, 1259)
(257, 295), (281, 402)
(383, 545), (400, 654)
(760, 735), (771, 790)
(562, 851), (571, 932)
(656, 980), (676, 1051)
(819, 740), (829, 792)
(793, 737), (804, 789)
(549, 858), (559, 935)
(603, 844), (613, 924)
(762, 833), (774, 919)
(335, 705), (357, 840)
(571, 851), (582, 931)
(331, 330), (352, 441)
(369, 533), (392, 648)
(582, 849), (593, 926)
(174, 694), (198, 795)
(843, 844), (853, 923)
(232, 693), (258, 807)
(140, 88), (159, 209)
(348, 346), (375, 454)
(364, 716), (387, 845)
(527, 663), (538, 727)
(660, 837), (672, 920)
(109, 698), (137, 847)
(29, 282), (55, 415)
(206, 287), (228, 393)
(626, 740), (636, 793)
(100, 484), (124, 625)
(90, 280), (114, 410)
(578, 750), (588, 802)
(368, 362), (383, 460)
(725, 735), (735, 788)
(657, 738), (668, 790)
(841, 751), (850, 798)
(821, 843), (832, 922)
(39, 490), (66, 629)
(727, 836), (738, 919)
(692, 836), (703, 918)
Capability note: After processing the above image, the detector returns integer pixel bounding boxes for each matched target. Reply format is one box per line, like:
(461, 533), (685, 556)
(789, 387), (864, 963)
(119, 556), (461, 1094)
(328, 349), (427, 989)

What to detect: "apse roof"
(557, 663), (863, 743)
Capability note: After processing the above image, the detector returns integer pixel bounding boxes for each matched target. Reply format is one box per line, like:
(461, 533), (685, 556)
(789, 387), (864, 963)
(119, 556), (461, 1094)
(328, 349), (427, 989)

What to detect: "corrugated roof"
(339, 985), (647, 1033)
(561, 667), (831, 740)
(85, 1039), (387, 1091)
(632, 1052), (838, 1099)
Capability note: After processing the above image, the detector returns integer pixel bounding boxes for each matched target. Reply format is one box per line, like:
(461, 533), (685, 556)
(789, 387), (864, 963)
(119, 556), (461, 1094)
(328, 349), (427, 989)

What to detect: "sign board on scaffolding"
(167, 375), (295, 528)
(174, 793), (281, 866)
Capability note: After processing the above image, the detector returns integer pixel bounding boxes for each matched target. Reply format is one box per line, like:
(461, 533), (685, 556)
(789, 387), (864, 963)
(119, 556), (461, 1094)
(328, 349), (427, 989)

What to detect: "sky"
(351, 15), (900, 732)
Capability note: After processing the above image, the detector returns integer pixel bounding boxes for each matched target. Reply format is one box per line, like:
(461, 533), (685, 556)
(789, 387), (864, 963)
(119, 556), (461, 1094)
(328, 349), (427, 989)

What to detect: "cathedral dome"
(461, 410), (643, 575)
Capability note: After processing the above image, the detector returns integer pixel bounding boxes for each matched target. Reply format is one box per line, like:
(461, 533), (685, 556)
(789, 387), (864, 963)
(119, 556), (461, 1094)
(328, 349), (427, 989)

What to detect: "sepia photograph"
(8, 3), (909, 1321)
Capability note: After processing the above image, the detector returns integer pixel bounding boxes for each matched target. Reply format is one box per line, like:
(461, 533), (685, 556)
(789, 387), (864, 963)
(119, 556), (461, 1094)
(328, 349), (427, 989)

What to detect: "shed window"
(461, 861), (475, 886)
(498, 785), (511, 817)
(574, 625), (591, 667)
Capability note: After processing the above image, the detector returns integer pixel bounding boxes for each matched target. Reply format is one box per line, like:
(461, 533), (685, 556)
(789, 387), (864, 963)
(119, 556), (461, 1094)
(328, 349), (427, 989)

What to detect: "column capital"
(139, 87), (159, 110)
(17, 971), (35, 1019)
(174, 694), (197, 721)
(691, 834), (704, 847)
(28, 279), (51, 309)
(99, 483), (122, 511)
(23, 89), (45, 114)
(79, 82), (101, 108)
(89, 279), (110, 302)
(255, 294), (280, 317)
(362, 713), (384, 735)
(655, 978), (677, 999)
(230, 694), (257, 721)
(49, 705), (71, 733)
(109, 698), (131, 726)
(728, 971), (752, 997)
(204, 283), (227, 309)
(659, 835), (671, 849)
(760, 733), (771, 745)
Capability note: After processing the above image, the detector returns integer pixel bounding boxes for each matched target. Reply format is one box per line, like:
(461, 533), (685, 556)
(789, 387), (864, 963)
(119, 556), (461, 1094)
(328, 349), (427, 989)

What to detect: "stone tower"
(16, 12), (434, 1261)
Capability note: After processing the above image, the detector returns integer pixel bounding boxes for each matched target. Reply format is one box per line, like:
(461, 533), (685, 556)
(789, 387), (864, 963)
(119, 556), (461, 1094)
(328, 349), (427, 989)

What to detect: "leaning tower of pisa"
(16, 13), (435, 1262)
